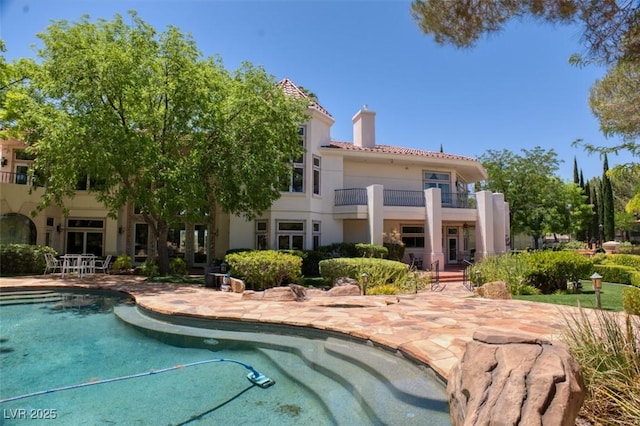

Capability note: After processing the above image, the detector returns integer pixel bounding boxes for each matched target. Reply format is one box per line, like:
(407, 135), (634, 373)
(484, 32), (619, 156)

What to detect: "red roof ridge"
(278, 78), (332, 118)
(323, 141), (479, 162)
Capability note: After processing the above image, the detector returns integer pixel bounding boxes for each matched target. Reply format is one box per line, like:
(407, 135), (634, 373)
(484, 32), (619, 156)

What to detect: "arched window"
(0, 213), (37, 245)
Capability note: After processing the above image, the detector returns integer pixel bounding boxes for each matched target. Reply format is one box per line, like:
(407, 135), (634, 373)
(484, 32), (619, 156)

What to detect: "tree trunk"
(157, 219), (170, 275)
(207, 202), (217, 266)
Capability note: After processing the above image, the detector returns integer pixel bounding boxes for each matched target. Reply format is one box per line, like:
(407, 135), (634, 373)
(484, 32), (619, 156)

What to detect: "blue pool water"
(0, 290), (450, 425)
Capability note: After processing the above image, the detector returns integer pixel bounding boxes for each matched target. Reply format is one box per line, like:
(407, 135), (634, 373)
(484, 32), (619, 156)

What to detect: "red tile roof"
(278, 78), (332, 118)
(323, 141), (479, 162)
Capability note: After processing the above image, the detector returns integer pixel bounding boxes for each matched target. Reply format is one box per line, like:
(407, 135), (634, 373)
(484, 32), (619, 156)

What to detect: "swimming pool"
(0, 290), (450, 425)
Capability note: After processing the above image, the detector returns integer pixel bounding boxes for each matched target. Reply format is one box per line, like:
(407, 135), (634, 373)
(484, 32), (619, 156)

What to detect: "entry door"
(448, 237), (458, 263)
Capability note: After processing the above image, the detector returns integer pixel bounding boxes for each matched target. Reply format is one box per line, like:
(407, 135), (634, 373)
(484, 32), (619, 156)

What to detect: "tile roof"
(323, 141), (480, 162)
(278, 78), (332, 118)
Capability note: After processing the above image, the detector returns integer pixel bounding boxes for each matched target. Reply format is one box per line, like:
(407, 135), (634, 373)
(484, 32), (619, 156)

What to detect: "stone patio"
(0, 274), (589, 380)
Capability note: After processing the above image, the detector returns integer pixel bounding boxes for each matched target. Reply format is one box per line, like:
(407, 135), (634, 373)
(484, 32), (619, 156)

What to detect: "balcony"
(0, 171), (34, 186)
(334, 188), (476, 208)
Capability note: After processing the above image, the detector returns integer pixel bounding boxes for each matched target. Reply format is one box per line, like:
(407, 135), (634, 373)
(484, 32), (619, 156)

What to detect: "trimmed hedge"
(355, 243), (388, 258)
(602, 254), (640, 270)
(225, 250), (302, 290)
(622, 286), (640, 315)
(0, 244), (57, 275)
(591, 264), (636, 285)
(318, 257), (408, 286)
(525, 250), (593, 294)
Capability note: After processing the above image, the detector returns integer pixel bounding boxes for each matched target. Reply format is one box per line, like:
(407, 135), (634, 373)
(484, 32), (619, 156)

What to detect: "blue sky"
(0, 0), (625, 181)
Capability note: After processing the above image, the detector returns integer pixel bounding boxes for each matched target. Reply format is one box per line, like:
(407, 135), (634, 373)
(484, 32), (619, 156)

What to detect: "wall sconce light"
(0, 158), (7, 167)
(118, 226), (124, 234)
(56, 225), (61, 233)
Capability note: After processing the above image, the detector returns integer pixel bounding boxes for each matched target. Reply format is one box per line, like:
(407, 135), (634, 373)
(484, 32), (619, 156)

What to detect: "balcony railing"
(0, 171), (34, 186)
(334, 188), (477, 208)
(383, 189), (425, 207)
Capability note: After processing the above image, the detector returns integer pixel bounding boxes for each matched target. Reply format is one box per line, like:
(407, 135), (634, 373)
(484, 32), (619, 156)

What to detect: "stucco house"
(0, 78), (509, 269)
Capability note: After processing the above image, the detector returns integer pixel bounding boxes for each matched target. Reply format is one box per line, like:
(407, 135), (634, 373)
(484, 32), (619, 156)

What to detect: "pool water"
(0, 290), (450, 425)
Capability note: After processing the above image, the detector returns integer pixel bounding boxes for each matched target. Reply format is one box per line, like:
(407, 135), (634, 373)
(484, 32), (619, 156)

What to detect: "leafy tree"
(479, 147), (588, 248)
(410, 0), (639, 63)
(3, 13), (308, 274)
(602, 154), (616, 240)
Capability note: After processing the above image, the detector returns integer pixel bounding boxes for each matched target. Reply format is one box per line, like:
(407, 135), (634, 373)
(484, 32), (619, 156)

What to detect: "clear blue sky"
(0, 0), (625, 181)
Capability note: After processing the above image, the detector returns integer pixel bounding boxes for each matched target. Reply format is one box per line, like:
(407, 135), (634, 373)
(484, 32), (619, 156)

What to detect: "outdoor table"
(61, 254), (96, 279)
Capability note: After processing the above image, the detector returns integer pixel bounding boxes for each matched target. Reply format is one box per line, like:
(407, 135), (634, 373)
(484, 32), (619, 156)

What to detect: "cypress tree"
(590, 177), (602, 245)
(602, 154), (615, 241)
(573, 157), (579, 185)
(579, 169), (584, 189)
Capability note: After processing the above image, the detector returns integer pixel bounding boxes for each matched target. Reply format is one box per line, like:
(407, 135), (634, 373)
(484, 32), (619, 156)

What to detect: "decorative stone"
(448, 330), (585, 426)
(327, 284), (361, 297)
(474, 281), (512, 299)
(289, 284), (308, 301)
(262, 286), (296, 301)
(229, 277), (245, 293)
(602, 241), (621, 254)
(334, 277), (359, 286)
(241, 290), (263, 300)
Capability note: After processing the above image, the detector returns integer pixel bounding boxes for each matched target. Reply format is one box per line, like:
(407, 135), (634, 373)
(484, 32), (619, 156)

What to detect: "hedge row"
(225, 250), (302, 290)
(318, 257), (408, 287)
(0, 244), (57, 275)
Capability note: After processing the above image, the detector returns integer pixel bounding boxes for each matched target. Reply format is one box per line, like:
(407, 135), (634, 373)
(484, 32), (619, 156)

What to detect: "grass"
(512, 281), (626, 312)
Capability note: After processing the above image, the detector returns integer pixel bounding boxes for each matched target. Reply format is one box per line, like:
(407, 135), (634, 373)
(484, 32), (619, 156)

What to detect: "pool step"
(0, 291), (64, 307)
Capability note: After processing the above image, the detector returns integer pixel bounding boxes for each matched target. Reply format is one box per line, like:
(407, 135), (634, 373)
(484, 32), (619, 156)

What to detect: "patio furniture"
(61, 254), (96, 278)
(43, 253), (62, 274)
(94, 255), (112, 274)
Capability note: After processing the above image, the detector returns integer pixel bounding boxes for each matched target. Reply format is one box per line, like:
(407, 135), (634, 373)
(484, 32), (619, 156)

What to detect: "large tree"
(479, 147), (590, 248)
(2, 13), (308, 274)
(602, 154), (616, 240)
(411, 1), (640, 159)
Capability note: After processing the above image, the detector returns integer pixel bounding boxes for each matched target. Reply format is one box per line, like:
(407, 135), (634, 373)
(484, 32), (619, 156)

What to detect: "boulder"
(289, 284), (308, 301)
(448, 330), (585, 426)
(334, 277), (360, 286)
(241, 290), (263, 300)
(230, 277), (245, 293)
(327, 284), (361, 297)
(262, 286), (297, 301)
(474, 281), (512, 299)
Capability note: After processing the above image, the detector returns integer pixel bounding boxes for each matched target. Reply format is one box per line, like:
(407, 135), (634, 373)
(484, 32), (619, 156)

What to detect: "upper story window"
(280, 127), (306, 193)
(312, 155), (321, 195)
(424, 171), (451, 204)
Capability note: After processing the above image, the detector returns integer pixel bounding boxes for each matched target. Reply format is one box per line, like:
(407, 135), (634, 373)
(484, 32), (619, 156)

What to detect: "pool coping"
(0, 274), (589, 380)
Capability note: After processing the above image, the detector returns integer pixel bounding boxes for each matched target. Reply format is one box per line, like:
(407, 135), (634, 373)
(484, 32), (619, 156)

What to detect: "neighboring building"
(0, 79), (510, 268)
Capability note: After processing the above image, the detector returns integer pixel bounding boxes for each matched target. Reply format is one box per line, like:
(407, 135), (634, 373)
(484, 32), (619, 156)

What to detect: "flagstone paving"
(0, 274), (592, 380)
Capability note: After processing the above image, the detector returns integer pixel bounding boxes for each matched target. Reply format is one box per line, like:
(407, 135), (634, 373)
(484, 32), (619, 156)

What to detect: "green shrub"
(355, 243), (388, 258)
(383, 243), (405, 262)
(618, 242), (640, 255)
(471, 253), (535, 295)
(622, 286), (640, 315)
(561, 240), (588, 250)
(138, 257), (159, 277)
(318, 257), (408, 287)
(525, 250), (593, 294)
(297, 250), (330, 277)
(592, 264), (635, 285)
(112, 255), (132, 271)
(367, 284), (398, 295)
(318, 242), (359, 258)
(169, 257), (187, 276)
(226, 250), (302, 290)
(604, 254), (640, 270)
(0, 244), (56, 275)
(631, 272), (640, 288)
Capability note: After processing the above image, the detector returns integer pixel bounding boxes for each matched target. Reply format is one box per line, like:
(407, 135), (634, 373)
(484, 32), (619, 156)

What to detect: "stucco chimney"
(352, 105), (376, 148)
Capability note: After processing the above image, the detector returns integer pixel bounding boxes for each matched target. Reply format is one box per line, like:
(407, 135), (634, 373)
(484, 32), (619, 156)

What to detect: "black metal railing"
(383, 189), (425, 207)
(334, 188), (368, 206)
(0, 171), (33, 186)
(442, 192), (476, 209)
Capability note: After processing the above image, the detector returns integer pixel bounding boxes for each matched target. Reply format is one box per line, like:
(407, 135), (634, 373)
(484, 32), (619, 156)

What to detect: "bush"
(592, 264), (636, 285)
(112, 255), (132, 272)
(318, 242), (359, 258)
(604, 254), (640, 270)
(318, 257), (408, 287)
(297, 250), (330, 277)
(225, 250), (302, 290)
(525, 250), (593, 294)
(138, 257), (159, 277)
(383, 243), (405, 262)
(169, 257), (187, 276)
(471, 253), (538, 295)
(622, 286), (640, 315)
(355, 243), (388, 258)
(0, 244), (56, 275)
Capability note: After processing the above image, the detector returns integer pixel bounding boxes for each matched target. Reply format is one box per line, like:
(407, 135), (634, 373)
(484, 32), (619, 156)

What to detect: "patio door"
(446, 227), (458, 264)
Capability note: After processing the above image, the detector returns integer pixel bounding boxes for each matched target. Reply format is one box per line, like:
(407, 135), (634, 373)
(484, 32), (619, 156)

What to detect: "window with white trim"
(280, 127), (306, 193)
(256, 220), (268, 250)
(401, 225), (424, 248)
(312, 155), (321, 195)
(312, 221), (321, 250)
(423, 171), (451, 204)
(276, 221), (304, 250)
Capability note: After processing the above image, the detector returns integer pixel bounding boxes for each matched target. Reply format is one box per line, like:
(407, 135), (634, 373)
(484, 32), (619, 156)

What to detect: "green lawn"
(512, 281), (627, 312)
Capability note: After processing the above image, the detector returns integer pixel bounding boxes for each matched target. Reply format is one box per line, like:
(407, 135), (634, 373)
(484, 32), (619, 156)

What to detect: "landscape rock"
(448, 330), (585, 426)
(327, 284), (361, 297)
(230, 277), (245, 293)
(474, 281), (512, 299)
(334, 277), (359, 286)
(289, 284), (308, 301)
(262, 286), (296, 301)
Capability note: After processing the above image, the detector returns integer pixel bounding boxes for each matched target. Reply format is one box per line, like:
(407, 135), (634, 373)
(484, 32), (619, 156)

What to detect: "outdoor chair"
(94, 255), (112, 274)
(43, 253), (62, 274)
